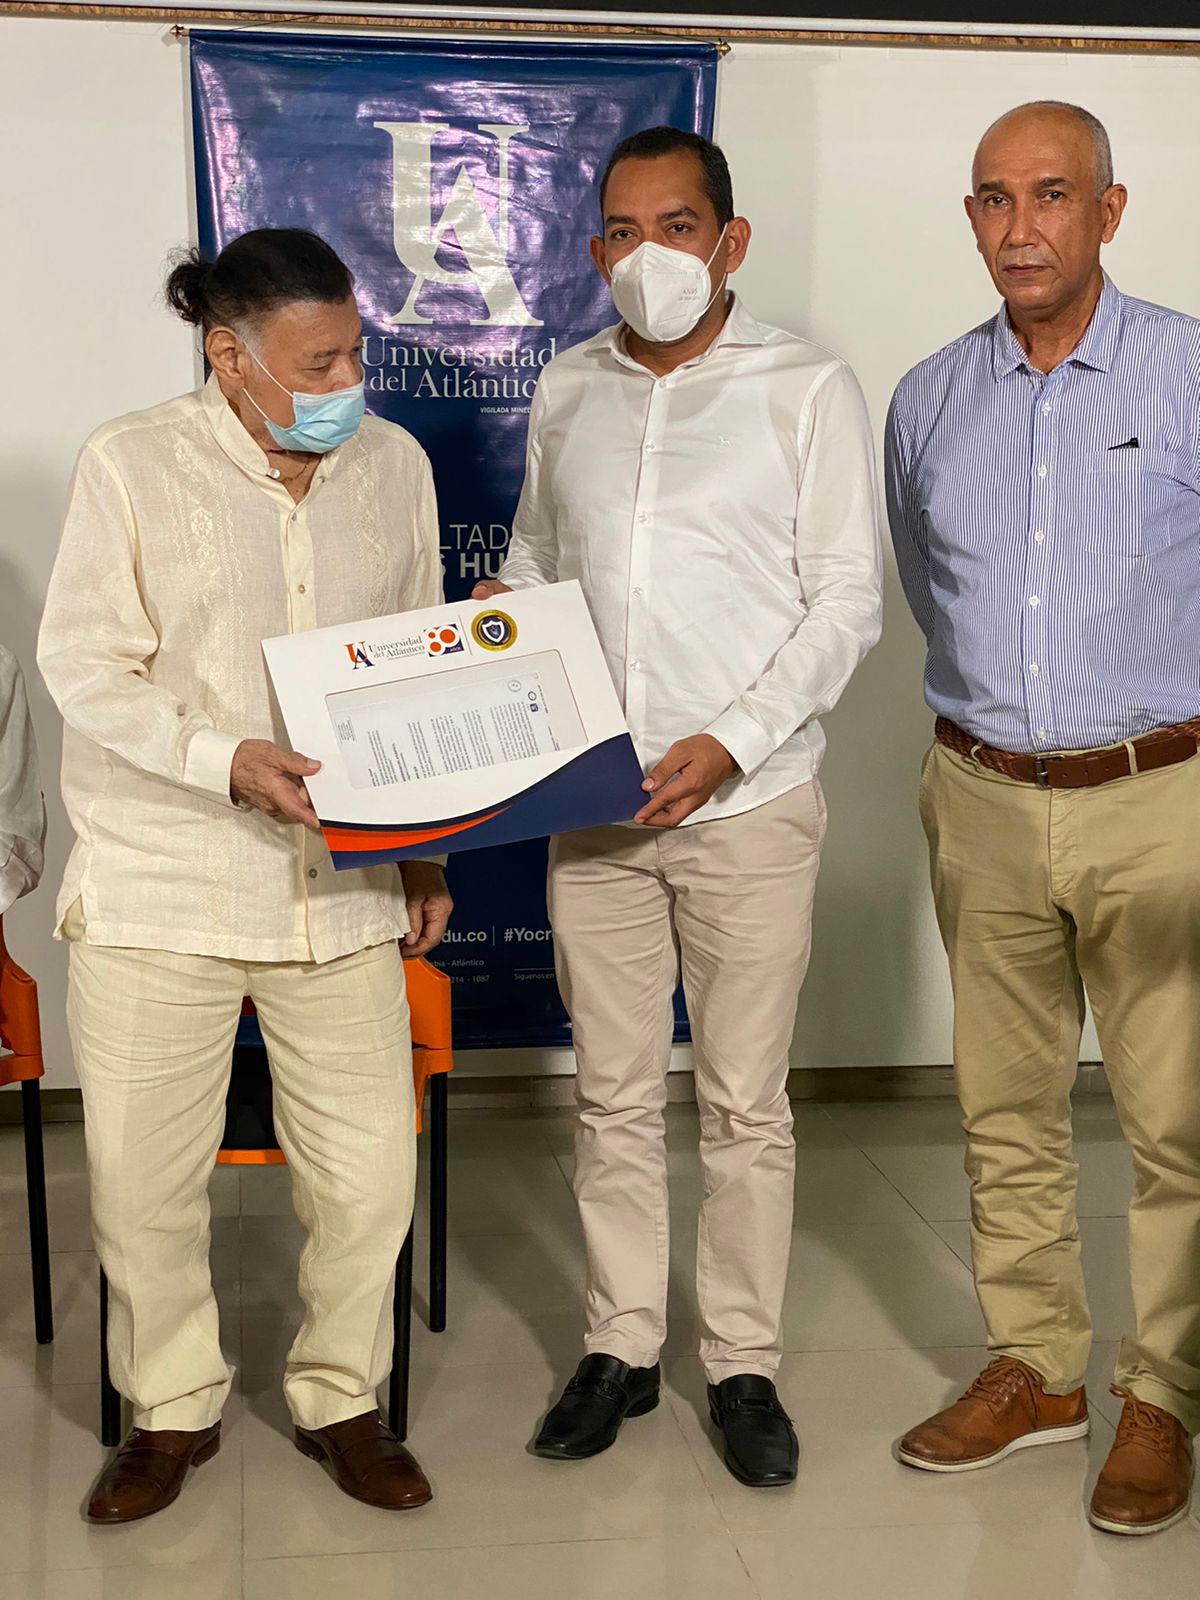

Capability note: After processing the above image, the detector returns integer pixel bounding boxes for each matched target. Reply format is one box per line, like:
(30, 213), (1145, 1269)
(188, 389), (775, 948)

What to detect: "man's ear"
(723, 217), (752, 276)
(589, 235), (611, 284)
(206, 326), (242, 383)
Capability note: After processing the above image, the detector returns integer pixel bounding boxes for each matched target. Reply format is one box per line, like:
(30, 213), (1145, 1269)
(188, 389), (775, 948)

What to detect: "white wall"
(4, 17), (1198, 1085)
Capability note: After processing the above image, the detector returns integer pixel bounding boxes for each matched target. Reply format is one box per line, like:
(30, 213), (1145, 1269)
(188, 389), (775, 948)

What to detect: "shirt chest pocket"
(1082, 448), (1191, 555)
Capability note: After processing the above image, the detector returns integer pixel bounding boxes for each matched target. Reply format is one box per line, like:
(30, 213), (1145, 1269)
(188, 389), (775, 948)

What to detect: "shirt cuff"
(182, 727), (243, 808)
(702, 707), (777, 784)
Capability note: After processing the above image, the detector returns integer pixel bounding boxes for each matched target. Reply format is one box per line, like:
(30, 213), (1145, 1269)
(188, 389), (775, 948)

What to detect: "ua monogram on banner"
(375, 121), (543, 327)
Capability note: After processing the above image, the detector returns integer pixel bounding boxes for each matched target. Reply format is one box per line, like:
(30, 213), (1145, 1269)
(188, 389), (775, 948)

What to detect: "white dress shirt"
(38, 375), (442, 962)
(0, 646), (45, 917)
(500, 297), (883, 823)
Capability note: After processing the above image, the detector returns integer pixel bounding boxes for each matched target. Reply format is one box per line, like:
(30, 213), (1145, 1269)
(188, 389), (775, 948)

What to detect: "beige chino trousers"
(66, 920), (415, 1433)
(921, 743), (1200, 1434)
(548, 783), (826, 1383)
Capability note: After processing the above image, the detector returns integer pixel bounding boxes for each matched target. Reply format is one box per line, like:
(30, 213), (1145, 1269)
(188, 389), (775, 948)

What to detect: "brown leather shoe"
(86, 1423), (221, 1524)
(1089, 1389), (1195, 1536)
(294, 1411), (432, 1509)
(898, 1357), (1089, 1473)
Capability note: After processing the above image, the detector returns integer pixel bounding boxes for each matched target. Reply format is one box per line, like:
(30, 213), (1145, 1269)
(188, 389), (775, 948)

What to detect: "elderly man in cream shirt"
(38, 228), (450, 1525)
(0, 646), (45, 916)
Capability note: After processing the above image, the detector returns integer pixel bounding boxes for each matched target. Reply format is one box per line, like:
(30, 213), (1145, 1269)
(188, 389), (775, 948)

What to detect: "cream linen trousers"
(65, 906), (415, 1433)
(921, 743), (1200, 1435)
(548, 783), (826, 1383)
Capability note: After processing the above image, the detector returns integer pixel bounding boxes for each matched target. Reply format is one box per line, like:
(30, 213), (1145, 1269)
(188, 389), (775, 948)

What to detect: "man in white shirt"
(38, 228), (451, 1523)
(475, 128), (882, 1484)
(0, 646), (45, 916)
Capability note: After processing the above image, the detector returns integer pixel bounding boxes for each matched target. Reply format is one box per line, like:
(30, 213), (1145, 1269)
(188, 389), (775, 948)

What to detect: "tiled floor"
(1, 1096), (1197, 1599)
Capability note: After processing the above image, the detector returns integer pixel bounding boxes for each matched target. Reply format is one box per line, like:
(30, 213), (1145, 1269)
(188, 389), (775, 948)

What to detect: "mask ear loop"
(697, 223), (731, 322)
(236, 339), (295, 431)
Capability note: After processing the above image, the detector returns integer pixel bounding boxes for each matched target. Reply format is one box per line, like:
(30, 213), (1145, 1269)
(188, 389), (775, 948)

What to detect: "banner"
(190, 33), (715, 1048)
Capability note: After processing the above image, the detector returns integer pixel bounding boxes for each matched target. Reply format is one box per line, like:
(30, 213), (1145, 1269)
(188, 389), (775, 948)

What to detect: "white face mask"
(608, 226), (728, 344)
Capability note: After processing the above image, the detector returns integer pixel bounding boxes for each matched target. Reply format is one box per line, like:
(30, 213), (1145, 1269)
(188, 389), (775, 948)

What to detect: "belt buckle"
(1035, 757), (1051, 789)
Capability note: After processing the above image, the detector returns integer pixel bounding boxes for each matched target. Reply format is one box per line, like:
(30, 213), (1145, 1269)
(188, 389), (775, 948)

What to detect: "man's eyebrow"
(976, 176), (1071, 194)
(307, 337), (362, 360)
(602, 206), (701, 226)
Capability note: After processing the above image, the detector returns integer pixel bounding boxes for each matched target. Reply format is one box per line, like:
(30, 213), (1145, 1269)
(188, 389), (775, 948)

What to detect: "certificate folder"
(263, 581), (645, 867)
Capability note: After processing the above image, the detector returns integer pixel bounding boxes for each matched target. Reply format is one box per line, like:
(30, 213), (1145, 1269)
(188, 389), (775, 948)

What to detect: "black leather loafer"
(533, 1354), (660, 1460)
(708, 1375), (799, 1486)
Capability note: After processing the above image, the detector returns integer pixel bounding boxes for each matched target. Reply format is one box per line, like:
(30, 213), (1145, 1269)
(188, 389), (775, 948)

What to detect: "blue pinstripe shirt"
(885, 275), (1200, 754)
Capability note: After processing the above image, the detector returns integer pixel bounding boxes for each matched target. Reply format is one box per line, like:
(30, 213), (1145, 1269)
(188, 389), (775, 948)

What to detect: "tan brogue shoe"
(295, 1410), (432, 1509)
(1089, 1389), (1194, 1536)
(86, 1423), (221, 1524)
(898, 1357), (1089, 1472)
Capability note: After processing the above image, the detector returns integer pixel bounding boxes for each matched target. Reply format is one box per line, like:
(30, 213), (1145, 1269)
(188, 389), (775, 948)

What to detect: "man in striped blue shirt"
(886, 101), (1199, 1536)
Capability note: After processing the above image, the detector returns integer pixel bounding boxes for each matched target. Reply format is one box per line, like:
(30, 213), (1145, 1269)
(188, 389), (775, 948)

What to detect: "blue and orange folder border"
(321, 734), (645, 868)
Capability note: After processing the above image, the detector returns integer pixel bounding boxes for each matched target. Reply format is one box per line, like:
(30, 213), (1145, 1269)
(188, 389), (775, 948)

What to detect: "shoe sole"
(897, 1417), (1090, 1474)
(532, 1390), (660, 1461)
(294, 1431), (433, 1509)
(86, 1430), (221, 1525)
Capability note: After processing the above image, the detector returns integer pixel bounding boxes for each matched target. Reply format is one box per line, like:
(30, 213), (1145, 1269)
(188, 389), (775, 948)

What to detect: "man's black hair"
(599, 127), (734, 229)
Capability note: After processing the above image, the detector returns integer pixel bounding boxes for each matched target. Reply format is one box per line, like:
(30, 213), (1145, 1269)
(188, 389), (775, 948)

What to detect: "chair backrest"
(0, 916), (44, 1087)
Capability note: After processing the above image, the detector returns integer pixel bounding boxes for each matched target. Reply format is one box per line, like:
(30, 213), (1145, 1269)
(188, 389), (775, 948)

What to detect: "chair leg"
(20, 1080), (53, 1345)
(99, 1269), (123, 1447)
(387, 1226), (414, 1441)
(428, 1074), (448, 1334)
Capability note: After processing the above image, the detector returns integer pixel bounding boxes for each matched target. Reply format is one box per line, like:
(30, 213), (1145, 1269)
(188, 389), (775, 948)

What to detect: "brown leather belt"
(935, 716), (1200, 790)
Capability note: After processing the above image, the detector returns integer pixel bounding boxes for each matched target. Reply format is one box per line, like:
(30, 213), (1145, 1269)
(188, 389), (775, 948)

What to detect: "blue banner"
(190, 33), (715, 1049)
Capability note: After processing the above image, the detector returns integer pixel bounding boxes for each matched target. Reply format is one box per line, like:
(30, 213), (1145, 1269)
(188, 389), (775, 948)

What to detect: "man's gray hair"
(986, 101), (1115, 195)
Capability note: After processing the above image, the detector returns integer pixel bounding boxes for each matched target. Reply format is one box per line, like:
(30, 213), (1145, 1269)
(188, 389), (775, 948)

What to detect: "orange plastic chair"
(99, 956), (451, 1445)
(0, 915), (53, 1344)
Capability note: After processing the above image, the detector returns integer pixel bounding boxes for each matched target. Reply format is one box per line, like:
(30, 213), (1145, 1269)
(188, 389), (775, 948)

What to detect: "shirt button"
(629, 659), (641, 671)
(637, 513), (648, 524)
(644, 443), (656, 453)
(1038, 729), (1049, 741)
(297, 584), (306, 595)
(268, 468), (282, 480)
(307, 867), (319, 880)
(1028, 663), (1040, 675)
(1029, 596), (1040, 608)
(1034, 530), (1045, 543)
(1037, 465), (1048, 478)
(632, 587), (643, 597)
(1042, 402), (1051, 414)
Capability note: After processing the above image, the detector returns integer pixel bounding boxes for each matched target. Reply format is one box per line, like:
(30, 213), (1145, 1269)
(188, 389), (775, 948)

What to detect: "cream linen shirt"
(38, 375), (442, 962)
(499, 297), (883, 824)
(0, 646), (45, 916)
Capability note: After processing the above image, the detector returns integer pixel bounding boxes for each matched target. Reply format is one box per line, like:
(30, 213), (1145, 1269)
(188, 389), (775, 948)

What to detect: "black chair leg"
(429, 1073), (448, 1334)
(387, 1226), (414, 1441)
(21, 1079), (53, 1345)
(99, 1268), (123, 1447)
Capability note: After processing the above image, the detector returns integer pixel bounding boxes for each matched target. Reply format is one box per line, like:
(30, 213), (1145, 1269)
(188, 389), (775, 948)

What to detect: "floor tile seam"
(242, 1518), (731, 1563)
(241, 1525), (755, 1573)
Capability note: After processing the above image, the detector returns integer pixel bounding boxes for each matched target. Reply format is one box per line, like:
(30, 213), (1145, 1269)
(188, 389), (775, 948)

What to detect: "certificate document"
(329, 652), (585, 790)
(263, 582), (645, 868)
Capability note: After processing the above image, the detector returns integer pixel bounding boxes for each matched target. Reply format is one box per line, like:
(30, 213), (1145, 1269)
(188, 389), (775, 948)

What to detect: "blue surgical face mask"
(242, 344), (365, 453)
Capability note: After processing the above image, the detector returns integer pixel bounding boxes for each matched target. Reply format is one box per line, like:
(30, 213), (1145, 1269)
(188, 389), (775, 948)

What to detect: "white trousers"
(548, 783), (826, 1383)
(67, 930), (415, 1432)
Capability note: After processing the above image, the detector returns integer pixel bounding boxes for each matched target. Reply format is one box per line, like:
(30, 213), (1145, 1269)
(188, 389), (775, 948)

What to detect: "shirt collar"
(604, 292), (769, 375)
(991, 272), (1124, 380)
